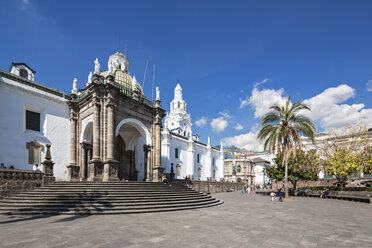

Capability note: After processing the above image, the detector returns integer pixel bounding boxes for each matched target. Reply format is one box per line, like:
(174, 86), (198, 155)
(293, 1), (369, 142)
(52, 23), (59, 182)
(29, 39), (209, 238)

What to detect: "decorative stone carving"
(72, 78), (78, 94)
(156, 87), (160, 101)
(26, 140), (43, 167)
(108, 60), (113, 74)
(94, 58), (100, 74)
(87, 71), (93, 86)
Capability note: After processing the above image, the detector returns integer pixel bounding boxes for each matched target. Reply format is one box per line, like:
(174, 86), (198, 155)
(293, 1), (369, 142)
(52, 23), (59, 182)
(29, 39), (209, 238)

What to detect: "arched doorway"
(116, 118), (151, 181)
(80, 120), (93, 180)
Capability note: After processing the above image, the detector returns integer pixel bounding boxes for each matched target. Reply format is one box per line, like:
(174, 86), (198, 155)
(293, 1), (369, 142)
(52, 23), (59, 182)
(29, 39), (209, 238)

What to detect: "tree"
(319, 124), (372, 187)
(266, 150), (321, 190)
(257, 97), (316, 197)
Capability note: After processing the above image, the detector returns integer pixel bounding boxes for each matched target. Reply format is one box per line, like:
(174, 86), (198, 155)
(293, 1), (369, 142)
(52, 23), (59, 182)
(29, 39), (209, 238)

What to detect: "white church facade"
(0, 52), (224, 182)
(161, 84), (224, 181)
(0, 63), (71, 180)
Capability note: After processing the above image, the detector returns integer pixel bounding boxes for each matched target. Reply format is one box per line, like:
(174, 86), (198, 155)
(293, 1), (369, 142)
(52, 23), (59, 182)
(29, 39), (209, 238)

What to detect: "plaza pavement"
(0, 192), (371, 248)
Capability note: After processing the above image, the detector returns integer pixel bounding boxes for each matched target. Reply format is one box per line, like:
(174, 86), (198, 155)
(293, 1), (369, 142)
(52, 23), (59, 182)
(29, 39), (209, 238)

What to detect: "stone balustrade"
(0, 169), (44, 198)
(180, 180), (245, 194)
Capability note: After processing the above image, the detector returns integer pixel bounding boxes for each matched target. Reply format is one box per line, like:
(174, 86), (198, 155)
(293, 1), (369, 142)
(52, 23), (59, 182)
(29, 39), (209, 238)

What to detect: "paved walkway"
(0, 192), (371, 248)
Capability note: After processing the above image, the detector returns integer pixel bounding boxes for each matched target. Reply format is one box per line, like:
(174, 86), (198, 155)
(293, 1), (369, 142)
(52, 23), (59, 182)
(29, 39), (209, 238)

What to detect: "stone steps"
(0, 197), (214, 207)
(0, 181), (222, 215)
(1, 194), (207, 201)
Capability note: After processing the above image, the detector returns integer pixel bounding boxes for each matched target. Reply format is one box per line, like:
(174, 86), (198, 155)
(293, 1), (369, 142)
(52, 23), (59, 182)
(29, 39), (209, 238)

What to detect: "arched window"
(20, 69), (28, 79)
(237, 165), (241, 173)
(213, 170), (216, 180)
(178, 102), (180, 108)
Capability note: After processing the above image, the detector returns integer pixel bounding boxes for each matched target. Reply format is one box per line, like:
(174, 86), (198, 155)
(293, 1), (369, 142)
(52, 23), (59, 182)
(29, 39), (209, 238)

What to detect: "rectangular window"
(175, 148), (179, 159)
(26, 110), (40, 132)
(197, 154), (200, 163)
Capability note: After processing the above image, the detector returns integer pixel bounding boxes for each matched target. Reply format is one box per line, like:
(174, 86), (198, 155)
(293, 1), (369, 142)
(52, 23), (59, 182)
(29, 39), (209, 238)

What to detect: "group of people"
(270, 185), (286, 202)
(241, 185), (257, 194)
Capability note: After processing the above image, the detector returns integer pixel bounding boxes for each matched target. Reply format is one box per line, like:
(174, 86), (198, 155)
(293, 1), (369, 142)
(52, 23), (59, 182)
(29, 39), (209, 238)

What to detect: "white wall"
(161, 133), (223, 181)
(0, 77), (70, 180)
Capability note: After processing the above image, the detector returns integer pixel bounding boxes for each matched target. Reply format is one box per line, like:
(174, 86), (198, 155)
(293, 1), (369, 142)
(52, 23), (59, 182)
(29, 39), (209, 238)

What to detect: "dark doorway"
(117, 135), (137, 181)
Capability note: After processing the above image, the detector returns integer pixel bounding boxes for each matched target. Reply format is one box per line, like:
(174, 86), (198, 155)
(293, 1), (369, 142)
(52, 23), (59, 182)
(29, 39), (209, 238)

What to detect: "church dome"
(99, 52), (144, 95)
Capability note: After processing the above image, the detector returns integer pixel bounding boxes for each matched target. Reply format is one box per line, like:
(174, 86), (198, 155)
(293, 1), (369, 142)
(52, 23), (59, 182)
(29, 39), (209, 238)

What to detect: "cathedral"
(161, 84), (224, 181)
(0, 51), (224, 182)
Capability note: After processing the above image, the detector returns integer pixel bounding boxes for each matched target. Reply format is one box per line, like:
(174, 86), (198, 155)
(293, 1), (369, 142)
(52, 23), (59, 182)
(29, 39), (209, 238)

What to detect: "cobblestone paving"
(0, 192), (371, 248)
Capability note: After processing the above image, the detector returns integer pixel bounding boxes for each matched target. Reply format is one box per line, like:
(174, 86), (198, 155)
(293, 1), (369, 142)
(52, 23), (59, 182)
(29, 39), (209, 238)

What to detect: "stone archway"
(80, 120), (93, 180)
(116, 118), (152, 181)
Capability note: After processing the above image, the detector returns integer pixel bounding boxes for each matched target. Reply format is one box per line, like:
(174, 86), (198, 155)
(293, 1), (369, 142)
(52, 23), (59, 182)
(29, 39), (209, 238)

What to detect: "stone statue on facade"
(94, 58), (100, 74)
(108, 60), (113, 74)
(72, 78), (77, 94)
(132, 76), (137, 91)
(88, 72), (93, 84)
(156, 87), (160, 101)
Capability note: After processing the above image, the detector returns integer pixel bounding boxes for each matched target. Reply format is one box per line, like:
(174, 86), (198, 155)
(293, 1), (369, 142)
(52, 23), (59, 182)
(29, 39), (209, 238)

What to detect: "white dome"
(108, 52), (130, 72)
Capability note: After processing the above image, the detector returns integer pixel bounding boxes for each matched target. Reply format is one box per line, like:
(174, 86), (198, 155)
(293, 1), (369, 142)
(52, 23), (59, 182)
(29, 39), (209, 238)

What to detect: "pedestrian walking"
(270, 191), (275, 201)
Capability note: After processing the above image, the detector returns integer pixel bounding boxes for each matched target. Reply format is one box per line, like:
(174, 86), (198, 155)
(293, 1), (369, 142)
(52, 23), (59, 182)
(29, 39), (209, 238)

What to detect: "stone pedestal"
(103, 160), (119, 182)
(67, 164), (80, 181)
(87, 159), (103, 182)
(42, 144), (55, 186)
(152, 166), (165, 182)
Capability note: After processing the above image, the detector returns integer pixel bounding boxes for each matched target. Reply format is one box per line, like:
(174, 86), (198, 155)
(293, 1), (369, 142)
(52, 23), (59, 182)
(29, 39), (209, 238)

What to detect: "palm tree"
(257, 96), (316, 198)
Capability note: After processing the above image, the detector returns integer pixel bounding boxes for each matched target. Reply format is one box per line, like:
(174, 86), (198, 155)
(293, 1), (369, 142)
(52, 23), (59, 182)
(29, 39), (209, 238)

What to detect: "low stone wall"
(271, 177), (372, 189)
(187, 180), (245, 193)
(0, 169), (44, 198)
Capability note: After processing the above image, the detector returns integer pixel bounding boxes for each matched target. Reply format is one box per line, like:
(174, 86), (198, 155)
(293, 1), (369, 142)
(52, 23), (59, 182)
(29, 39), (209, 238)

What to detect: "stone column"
(106, 105), (114, 160)
(152, 115), (164, 182)
(92, 102), (100, 159)
(143, 145), (149, 181)
(70, 118), (77, 164)
(103, 103), (119, 182)
(88, 101), (103, 181)
(67, 110), (79, 181)
(80, 143), (87, 180)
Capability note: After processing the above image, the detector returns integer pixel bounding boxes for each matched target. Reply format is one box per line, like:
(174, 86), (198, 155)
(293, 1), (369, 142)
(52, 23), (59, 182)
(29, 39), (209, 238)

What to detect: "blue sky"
(1, 0), (372, 150)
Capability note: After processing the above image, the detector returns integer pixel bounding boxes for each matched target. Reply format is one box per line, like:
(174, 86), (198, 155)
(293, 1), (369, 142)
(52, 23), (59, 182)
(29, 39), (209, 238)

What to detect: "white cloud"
(240, 97), (249, 109)
(222, 131), (263, 151)
(254, 78), (269, 88)
(211, 117), (229, 133)
(195, 117), (207, 127)
(218, 111), (231, 119)
(302, 84), (372, 128)
(234, 123), (244, 130)
(367, 79), (372, 92)
(228, 84), (372, 150)
(248, 87), (287, 118)
(245, 84), (372, 130)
